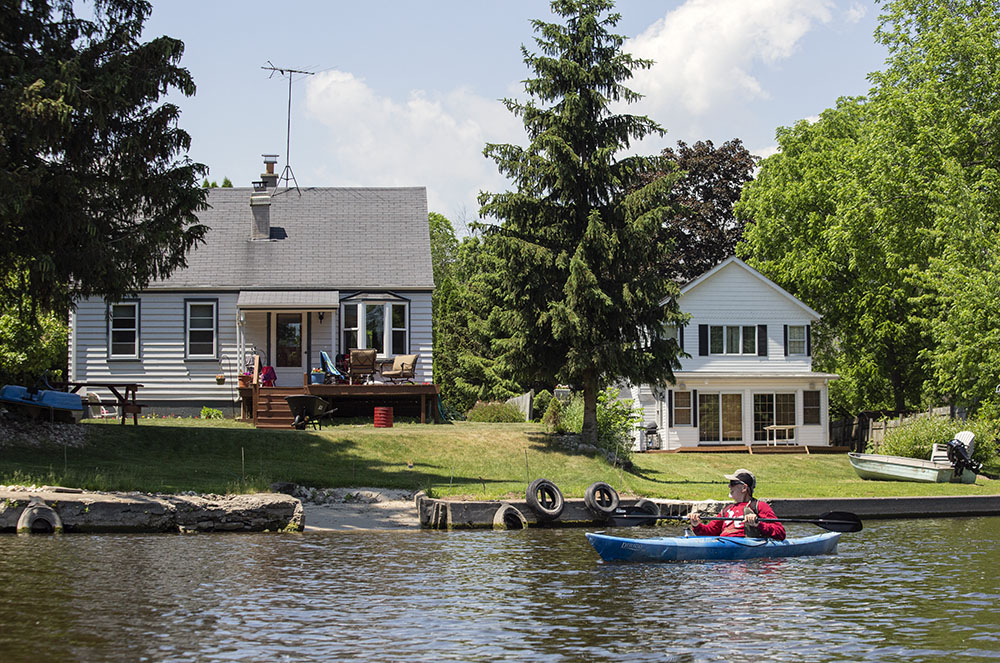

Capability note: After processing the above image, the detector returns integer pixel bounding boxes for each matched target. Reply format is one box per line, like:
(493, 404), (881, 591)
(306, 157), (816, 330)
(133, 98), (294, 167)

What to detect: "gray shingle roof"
(149, 187), (434, 291)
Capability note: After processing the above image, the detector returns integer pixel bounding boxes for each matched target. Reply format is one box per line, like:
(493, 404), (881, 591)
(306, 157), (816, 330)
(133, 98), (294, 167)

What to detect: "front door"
(272, 312), (304, 386)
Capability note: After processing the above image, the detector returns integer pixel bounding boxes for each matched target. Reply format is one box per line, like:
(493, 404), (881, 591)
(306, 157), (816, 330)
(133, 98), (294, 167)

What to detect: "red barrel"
(374, 406), (393, 428)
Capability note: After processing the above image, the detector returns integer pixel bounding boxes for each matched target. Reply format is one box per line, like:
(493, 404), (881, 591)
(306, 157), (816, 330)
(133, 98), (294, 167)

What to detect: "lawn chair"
(348, 349), (377, 384)
(85, 392), (118, 419)
(380, 353), (418, 384)
(320, 351), (347, 384)
(260, 365), (277, 387)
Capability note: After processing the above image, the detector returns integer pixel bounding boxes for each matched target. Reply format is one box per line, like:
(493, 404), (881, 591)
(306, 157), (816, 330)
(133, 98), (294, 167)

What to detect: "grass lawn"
(1, 418), (997, 500)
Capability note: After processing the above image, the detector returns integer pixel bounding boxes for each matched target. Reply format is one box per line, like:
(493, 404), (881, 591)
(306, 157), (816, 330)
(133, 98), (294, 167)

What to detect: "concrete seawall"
(0, 488), (303, 533)
(416, 492), (1000, 530)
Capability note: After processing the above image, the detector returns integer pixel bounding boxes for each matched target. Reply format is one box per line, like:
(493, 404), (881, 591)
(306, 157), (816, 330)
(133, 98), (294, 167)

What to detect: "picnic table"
(64, 382), (144, 425)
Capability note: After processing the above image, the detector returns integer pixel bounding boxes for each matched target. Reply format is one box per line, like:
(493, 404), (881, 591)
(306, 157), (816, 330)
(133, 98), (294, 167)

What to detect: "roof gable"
(680, 257), (820, 320)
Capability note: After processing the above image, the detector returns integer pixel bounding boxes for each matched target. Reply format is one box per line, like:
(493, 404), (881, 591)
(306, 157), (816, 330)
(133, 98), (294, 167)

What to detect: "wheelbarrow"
(284, 395), (335, 430)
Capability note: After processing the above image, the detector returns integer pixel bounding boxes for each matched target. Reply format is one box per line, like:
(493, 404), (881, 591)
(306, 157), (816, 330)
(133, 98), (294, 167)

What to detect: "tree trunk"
(581, 369), (599, 447)
(886, 343), (906, 412)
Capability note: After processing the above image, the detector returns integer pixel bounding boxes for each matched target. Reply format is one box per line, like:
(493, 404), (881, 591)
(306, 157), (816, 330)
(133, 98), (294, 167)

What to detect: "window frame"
(788, 325), (807, 355)
(803, 390), (821, 425)
(708, 324), (757, 356)
(107, 300), (140, 360)
(673, 390), (692, 427)
(340, 299), (409, 357)
(184, 298), (219, 360)
(698, 391), (743, 443)
(753, 392), (797, 441)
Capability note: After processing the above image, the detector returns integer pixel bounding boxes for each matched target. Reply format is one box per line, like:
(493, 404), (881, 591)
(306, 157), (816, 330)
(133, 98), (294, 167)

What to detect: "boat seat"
(931, 430), (975, 463)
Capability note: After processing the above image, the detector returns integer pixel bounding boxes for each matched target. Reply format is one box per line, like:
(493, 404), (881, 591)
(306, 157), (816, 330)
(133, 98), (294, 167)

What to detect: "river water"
(0, 517), (997, 662)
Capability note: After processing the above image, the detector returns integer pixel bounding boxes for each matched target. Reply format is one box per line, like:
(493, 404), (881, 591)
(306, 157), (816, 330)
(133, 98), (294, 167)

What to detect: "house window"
(709, 325), (756, 355)
(788, 325), (807, 355)
(803, 390), (821, 425)
(342, 301), (408, 356)
(753, 392), (796, 441)
(109, 302), (139, 358)
(698, 393), (743, 442)
(673, 390), (692, 426)
(275, 313), (302, 367)
(186, 300), (217, 358)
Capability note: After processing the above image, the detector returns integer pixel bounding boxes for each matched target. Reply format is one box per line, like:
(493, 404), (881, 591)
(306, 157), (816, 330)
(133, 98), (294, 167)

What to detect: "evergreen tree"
(479, 0), (684, 445)
(1, 0), (208, 318)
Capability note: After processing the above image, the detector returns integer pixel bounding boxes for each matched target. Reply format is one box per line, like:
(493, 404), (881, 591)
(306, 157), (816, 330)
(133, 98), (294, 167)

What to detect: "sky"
(143, 0), (889, 226)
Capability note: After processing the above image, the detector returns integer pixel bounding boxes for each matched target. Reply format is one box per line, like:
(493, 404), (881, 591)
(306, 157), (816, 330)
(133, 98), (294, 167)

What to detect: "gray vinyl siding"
(408, 291), (434, 383)
(73, 292), (239, 404)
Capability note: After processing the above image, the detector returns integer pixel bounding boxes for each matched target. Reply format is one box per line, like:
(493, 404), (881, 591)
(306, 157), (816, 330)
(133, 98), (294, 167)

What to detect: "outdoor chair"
(348, 349), (377, 384)
(380, 353), (418, 384)
(260, 365), (277, 387)
(320, 351), (347, 384)
(931, 430), (975, 463)
(85, 392), (118, 419)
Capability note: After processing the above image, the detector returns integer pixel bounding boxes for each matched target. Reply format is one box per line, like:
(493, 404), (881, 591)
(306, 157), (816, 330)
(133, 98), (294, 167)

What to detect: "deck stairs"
(254, 387), (304, 429)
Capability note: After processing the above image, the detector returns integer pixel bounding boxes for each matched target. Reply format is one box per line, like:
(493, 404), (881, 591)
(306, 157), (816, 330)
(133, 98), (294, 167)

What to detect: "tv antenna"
(261, 61), (315, 195)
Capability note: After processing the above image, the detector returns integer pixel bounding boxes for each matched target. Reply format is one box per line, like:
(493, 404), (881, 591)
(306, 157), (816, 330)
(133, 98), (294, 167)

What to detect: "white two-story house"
(629, 257), (837, 449)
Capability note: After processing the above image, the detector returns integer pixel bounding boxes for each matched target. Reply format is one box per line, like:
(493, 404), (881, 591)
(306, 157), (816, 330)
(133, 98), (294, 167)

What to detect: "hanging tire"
(630, 498), (660, 526)
(584, 482), (619, 519)
(526, 478), (565, 521)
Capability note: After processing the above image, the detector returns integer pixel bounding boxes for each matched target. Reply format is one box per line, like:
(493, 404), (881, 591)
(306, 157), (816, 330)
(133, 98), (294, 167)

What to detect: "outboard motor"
(947, 438), (982, 476)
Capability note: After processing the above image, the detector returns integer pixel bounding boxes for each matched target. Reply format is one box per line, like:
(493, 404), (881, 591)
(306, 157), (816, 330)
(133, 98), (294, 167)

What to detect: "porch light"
(238, 311), (246, 326)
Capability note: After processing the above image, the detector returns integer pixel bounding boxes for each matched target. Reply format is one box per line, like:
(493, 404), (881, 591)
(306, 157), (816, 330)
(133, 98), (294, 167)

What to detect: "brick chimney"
(250, 155), (279, 240)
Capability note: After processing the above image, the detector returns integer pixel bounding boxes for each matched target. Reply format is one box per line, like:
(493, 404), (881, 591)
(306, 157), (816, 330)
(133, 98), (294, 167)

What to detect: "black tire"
(526, 478), (565, 520)
(629, 498), (660, 526)
(584, 482), (620, 518)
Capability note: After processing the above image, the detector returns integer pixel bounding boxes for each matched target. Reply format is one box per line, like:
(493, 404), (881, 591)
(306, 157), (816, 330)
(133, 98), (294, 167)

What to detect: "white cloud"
(304, 70), (522, 218)
(626, 0), (834, 116)
(846, 2), (867, 23)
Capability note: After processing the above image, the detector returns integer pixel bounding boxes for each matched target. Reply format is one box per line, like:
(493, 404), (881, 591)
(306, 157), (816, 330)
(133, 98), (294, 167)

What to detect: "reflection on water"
(0, 518), (998, 662)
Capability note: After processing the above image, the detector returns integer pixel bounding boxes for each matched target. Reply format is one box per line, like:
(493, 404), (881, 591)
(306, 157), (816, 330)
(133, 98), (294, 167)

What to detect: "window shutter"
(806, 325), (812, 356)
(783, 325), (789, 357)
(757, 324), (767, 356)
(679, 326), (685, 351)
(668, 390), (674, 428)
(698, 325), (708, 356)
(692, 390), (698, 427)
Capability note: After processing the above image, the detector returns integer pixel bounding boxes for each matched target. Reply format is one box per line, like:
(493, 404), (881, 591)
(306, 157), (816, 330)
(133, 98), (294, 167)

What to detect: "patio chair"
(320, 351), (347, 384)
(931, 430), (975, 463)
(85, 392), (118, 419)
(380, 353), (418, 384)
(260, 365), (277, 387)
(348, 349), (377, 384)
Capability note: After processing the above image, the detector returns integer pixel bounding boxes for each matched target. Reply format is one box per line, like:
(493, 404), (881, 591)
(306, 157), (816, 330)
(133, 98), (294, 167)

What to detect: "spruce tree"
(479, 0), (684, 445)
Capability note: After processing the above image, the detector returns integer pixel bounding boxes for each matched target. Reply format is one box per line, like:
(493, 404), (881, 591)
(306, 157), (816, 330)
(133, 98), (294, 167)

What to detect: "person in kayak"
(688, 469), (786, 540)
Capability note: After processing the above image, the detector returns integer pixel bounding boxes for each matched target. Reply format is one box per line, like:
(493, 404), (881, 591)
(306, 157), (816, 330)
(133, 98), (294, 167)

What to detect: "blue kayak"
(585, 531), (840, 562)
(0, 385), (83, 423)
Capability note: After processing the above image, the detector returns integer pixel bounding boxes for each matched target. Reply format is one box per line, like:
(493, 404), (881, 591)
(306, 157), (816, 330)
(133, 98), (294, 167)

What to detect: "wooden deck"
(245, 382), (442, 429)
(651, 444), (851, 455)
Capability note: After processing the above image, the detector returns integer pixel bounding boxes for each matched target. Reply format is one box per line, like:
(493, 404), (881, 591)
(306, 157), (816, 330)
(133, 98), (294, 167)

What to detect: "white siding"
(680, 261), (816, 374)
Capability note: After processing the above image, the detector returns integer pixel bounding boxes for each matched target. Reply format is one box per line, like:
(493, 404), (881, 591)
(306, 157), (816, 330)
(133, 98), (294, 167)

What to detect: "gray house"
(68, 164), (435, 416)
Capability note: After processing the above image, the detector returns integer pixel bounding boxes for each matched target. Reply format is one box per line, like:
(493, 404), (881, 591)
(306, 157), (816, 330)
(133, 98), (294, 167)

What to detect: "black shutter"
(806, 325), (812, 356)
(668, 390), (674, 428)
(692, 390), (698, 427)
(698, 325), (708, 356)
(679, 326), (685, 351)
(783, 325), (789, 357)
(757, 324), (767, 356)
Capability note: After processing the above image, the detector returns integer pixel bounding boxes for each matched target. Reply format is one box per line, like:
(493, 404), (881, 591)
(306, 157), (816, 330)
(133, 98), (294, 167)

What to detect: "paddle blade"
(813, 511), (863, 532)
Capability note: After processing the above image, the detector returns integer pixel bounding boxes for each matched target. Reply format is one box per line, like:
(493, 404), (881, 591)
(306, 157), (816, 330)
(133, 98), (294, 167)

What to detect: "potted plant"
(238, 372), (252, 388)
(310, 368), (325, 385)
(215, 373), (226, 385)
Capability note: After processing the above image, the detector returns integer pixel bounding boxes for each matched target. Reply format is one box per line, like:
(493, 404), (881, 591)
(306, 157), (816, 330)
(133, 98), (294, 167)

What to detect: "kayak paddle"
(611, 510), (863, 533)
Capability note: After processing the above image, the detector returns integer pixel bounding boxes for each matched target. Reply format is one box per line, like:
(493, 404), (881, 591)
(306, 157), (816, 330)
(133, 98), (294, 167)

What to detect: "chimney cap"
(262, 154), (279, 164)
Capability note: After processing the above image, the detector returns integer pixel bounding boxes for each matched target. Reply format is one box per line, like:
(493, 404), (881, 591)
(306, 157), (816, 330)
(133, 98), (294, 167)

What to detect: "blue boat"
(585, 531), (841, 562)
(0, 385), (84, 423)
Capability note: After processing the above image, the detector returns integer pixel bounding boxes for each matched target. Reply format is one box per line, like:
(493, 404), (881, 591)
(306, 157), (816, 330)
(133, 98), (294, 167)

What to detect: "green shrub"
(465, 401), (525, 423)
(532, 389), (552, 422)
(557, 388), (640, 465)
(874, 416), (997, 466)
(200, 406), (224, 420)
(541, 395), (563, 433)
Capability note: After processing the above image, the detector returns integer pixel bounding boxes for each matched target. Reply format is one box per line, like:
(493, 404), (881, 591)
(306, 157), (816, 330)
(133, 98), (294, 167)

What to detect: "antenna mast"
(261, 61), (315, 195)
